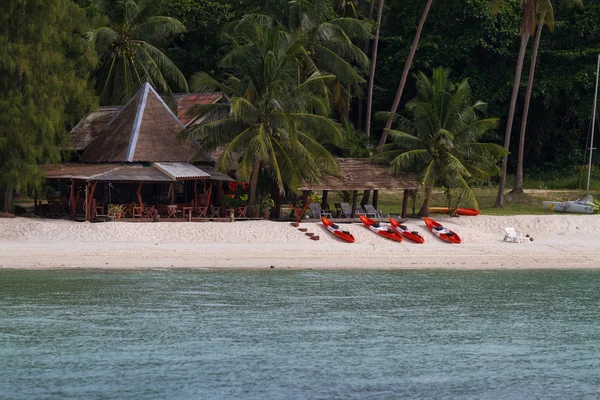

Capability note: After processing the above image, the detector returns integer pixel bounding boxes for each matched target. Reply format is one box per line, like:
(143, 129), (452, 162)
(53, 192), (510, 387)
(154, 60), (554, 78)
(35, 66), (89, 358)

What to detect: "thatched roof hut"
(70, 106), (121, 152)
(80, 83), (190, 163)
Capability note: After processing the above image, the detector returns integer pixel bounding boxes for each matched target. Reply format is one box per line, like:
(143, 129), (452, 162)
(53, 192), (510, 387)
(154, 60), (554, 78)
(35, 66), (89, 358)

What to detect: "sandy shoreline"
(0, 215), (599, 270)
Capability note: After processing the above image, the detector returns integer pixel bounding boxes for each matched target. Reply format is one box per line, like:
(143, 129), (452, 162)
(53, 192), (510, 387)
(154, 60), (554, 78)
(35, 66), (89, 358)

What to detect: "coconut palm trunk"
(513, 12), (546, 193)
(494, 31), (531, 206)
(249, 160), (261, 216)
(378, 0), (433, 147)
(3, 185), (13, 213)
(418, 186), (434, 217)
(357, 0), (377, 130)
(365, 0), (384, 139)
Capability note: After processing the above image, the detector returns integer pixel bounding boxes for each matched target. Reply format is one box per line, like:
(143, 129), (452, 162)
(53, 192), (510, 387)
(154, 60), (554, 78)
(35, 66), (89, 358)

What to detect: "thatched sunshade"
(298, 158), (419, 191)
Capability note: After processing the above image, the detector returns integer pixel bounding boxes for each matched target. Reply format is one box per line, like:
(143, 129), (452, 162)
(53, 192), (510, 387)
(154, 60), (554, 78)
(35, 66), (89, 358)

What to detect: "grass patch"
(320, 187), (599, 216)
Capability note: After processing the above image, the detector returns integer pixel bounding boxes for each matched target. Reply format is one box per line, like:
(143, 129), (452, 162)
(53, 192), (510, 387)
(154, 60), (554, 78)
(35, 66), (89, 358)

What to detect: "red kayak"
(424, 217), (461, 244)
(429, 207), (480, 216)
(359, 215), (403, 242)
(389, 218), (425, 244)
(322, 216), (355, 243)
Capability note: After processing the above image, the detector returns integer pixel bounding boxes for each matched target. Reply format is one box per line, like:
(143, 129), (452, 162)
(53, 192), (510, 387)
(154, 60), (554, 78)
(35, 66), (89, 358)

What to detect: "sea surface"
(1, 269), (600, 399)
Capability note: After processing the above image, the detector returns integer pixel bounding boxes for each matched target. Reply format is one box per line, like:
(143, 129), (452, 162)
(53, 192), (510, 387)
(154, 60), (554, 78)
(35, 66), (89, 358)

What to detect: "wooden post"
(70, 179), (76, 219)
(207, 182), (213, 206)
(217, 182), (223, 207)
(401, 189), (409, 219)
(321, 190), (328, 211)
(373, 190), (379, 210)
(87, 181), (97, 221)
(33, 188), (38, 215)
(136, 183), (144, 212)
(351, 190), (358, 218)
(194, 180), (198, 207)
(84, 182), (89, 221)
(171, 183), (175, 205)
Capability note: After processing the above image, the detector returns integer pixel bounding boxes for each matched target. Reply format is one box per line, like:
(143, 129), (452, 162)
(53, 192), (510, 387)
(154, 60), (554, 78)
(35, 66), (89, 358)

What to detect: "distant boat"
(429, 207), (480, 216)
(543, 55), (599, 215)
(543, 195), (597, 214)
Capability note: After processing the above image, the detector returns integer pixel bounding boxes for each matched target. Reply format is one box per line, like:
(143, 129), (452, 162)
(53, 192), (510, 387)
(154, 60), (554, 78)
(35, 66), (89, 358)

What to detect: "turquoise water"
(1, 269), (600, 399)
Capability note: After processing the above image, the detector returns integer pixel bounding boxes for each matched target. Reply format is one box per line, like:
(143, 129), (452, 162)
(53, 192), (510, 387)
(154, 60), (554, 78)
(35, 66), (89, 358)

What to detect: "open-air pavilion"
(40, 82), (236, 221)
(298, 158), (420, 220)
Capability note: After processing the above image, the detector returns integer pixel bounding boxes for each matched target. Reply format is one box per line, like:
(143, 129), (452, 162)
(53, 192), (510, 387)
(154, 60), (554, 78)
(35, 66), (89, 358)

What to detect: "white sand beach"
(0, 215), (598, 269)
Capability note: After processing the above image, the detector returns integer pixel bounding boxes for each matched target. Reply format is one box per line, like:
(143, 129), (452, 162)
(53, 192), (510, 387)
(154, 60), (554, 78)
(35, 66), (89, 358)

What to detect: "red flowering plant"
(224, 182), (250, 208)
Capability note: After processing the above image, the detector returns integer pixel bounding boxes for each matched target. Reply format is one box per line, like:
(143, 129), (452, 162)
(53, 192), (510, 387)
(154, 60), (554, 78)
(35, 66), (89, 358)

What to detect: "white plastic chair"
(504, 227), (527, 243)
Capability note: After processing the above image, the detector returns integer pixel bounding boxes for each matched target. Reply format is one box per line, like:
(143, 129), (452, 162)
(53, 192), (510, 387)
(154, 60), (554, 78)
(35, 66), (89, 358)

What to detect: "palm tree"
(90, 0), (188, 105)
(374, 67), (507, 216)
(513, 0), (583, 193)
(184, 26), (344, 212)
(378, 0), (434, 147)
(365, 0), (384, 139)
(231, 0), (371, 119)
(492, 0), (537, 206)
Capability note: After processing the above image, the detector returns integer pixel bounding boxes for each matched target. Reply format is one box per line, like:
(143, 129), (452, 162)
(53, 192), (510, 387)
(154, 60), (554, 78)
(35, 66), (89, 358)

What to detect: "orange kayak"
(321, 216), (355, 243)
(429, 207), (480, 216)
(424, 217), (461, 244)
(359, 215), (403, 242)
(389, 218), (425, 243)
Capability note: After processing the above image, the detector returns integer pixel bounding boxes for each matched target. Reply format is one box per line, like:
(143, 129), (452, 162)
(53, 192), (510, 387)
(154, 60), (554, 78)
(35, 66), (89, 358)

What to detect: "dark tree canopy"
(0, 0), (96, 210)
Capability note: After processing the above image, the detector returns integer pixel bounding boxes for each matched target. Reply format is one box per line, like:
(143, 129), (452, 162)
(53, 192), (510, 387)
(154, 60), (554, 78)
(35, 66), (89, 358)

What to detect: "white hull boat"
(544, 55), (599, 214)
(543, 196), (597, 214)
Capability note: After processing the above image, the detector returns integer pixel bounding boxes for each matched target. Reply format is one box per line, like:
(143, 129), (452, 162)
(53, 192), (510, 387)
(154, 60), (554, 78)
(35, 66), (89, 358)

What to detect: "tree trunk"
(357, 0), (377, 131)
(361, 189), (370, 206)
(401, 189), (409, 218)
(365, 0), (384, 139)
(513, 13), (545, 194)
(248, 160), (261, 217)
(3, 184), (13, 213)
(379, 0), (433, 146)
(494, 30), (531, 207)
(418, 186), (434, 217)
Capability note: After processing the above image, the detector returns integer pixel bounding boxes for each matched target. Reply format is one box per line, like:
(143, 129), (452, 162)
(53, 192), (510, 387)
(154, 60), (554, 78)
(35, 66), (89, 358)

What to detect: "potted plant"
(260, 195), (275, 219)
(107, 204), (125, 219)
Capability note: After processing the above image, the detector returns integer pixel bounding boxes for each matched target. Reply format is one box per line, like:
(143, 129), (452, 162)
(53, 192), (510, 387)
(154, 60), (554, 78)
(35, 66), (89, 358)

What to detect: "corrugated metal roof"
(200, 165), (236, 182)
(95, 164), (173, 182)
(153, 162), (210, 180)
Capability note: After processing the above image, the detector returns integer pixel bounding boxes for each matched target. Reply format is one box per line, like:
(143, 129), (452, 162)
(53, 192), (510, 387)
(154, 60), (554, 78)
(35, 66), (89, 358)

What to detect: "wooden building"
(41, 83), (234, 221)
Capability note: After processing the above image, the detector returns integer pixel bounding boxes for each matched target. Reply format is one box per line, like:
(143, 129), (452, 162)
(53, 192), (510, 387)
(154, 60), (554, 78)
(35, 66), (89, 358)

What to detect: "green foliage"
(90, 0), (188, 105)
(374, 67), (507, 211)
(184, 24), (344, 205)
(0, 0), (96, 201)
(161, 0), (258, 77)
(107, 203), (125, 216)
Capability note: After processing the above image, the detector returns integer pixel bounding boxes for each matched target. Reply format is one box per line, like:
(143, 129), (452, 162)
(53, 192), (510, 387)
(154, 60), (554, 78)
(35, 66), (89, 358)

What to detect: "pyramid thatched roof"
(80, 83), (190, 163)
(70, 106), (121, 151)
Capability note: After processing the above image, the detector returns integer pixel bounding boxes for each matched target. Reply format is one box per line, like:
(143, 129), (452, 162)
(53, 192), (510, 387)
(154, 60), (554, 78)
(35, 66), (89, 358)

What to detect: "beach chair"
(504, 227), (527, 243)
(362, 204), (390, 219)
(339, 202), (364, 218)
(309, 203), (332, 219)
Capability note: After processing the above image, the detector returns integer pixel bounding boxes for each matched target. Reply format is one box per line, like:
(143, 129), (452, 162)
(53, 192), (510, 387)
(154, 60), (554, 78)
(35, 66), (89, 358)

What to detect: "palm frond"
(133, 16), (186, 40)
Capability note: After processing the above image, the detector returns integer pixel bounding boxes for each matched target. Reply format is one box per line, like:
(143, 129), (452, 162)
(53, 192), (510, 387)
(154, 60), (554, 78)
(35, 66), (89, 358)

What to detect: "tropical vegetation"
(89, 0), (188, 105)
(2, 0), (600, 213)
(183, 24), (344, 213)
(374, 68), (507, 216)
